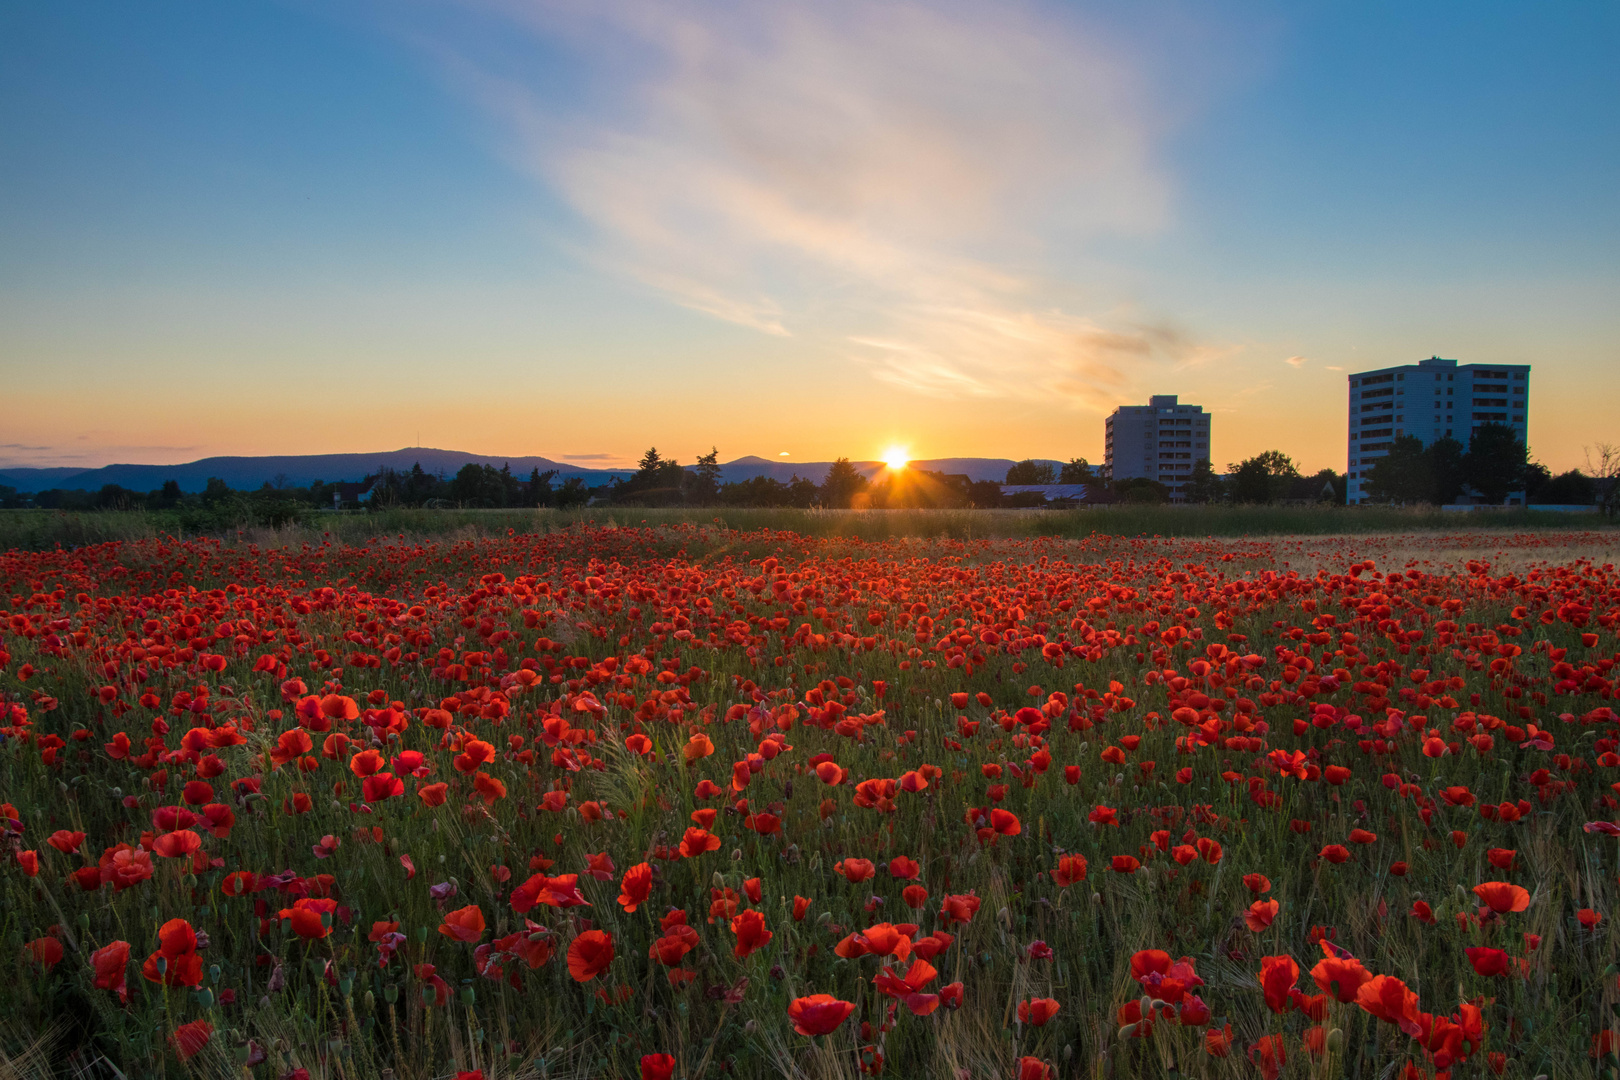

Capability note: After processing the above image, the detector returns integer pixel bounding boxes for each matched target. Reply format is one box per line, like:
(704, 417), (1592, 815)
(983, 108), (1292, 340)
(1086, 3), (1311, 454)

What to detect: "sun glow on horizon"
(883, 446), (909, 470)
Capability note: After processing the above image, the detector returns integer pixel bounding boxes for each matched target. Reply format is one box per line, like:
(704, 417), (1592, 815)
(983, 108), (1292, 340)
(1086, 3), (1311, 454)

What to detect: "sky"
(1, 1), (1616, 474)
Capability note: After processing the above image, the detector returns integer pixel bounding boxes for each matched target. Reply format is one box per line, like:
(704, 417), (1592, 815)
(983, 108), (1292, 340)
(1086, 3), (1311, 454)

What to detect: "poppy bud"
(1326, 1028), (1344, 1052)
(364, 991), (374, 1012)
(1118, 1023), (1137, 1040)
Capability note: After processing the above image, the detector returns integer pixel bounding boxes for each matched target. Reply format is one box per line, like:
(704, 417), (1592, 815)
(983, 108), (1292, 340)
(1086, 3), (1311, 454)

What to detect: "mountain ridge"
(0, 448), (1070, 493)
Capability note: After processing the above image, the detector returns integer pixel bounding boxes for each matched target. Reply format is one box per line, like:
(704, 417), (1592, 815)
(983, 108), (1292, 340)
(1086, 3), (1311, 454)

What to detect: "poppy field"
(2, 523), (1619, 1079)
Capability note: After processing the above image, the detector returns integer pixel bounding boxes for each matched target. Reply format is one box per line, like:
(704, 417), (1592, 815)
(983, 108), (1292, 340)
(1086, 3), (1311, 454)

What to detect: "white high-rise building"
(1104, 395), (1211, 502)
(1345, 356), (1530, 504)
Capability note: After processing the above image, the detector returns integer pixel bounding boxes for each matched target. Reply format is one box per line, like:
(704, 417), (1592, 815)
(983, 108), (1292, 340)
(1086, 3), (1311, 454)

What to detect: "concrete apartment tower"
(1104, 395), (1211, 502)
(1345, 357), (1531, 504)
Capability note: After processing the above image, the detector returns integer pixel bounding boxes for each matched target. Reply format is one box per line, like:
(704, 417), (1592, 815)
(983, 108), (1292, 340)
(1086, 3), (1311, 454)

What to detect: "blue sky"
(2, 1), (1615, 472)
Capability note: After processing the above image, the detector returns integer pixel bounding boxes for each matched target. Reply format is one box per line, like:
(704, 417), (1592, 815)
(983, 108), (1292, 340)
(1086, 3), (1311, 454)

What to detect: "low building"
(1104, 395), (1210, 502)
(999, 484), (1090, 507)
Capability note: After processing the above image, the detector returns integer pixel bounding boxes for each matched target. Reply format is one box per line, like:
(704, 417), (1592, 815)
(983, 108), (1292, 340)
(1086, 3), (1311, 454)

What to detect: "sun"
(883, 446), (909, 470)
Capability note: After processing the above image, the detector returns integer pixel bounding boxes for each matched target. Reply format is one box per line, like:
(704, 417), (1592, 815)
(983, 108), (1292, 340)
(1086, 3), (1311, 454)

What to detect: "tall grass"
(0, 503), (1607, 551)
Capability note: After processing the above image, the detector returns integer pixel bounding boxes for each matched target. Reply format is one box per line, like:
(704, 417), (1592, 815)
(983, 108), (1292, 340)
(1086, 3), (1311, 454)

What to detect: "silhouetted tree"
(1363, 436), (1433, 504)
(1115, 477), (1170, 504)
(1227, 450), (1298, 504)
(202, 477), (234, 508)
(1058, 458), (1097, 485)
(1183, 459), (1223, 504)
(819, 458), (869, 508)
(556, 477), (590, 508)
(1006, 460), (1057, 484)
(688, 447), (723, 504)
(1463, 423), (1528, 504)
(1532, 468), (1594, 505)
(524, 468), (558, 507)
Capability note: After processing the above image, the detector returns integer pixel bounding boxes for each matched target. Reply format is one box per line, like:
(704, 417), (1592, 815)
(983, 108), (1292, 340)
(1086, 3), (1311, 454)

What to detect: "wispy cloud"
(1285, 355), (1308, 368)
(451, 0), (1224, 407)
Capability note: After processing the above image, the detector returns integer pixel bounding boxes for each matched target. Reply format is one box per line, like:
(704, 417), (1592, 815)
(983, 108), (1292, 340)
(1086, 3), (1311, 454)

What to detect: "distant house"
(1000, 484), (1091, 508)
(332, 478), (379, 508)
(1277, 476), (1339, 506)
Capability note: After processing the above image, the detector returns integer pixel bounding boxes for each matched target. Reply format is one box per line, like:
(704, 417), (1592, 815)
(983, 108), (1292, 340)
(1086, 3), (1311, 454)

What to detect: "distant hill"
(0, 449), (626, 495)
(0, 449), (1069, 494)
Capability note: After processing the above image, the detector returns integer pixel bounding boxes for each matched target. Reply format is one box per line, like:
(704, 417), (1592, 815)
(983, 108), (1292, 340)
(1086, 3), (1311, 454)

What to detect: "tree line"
(1358, 423), (1611, 508)
(4, 429), (1613, 516)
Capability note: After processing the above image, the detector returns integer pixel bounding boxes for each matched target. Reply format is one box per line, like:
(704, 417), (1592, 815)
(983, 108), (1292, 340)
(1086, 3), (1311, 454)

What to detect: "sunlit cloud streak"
(457, 0), (1226, 406)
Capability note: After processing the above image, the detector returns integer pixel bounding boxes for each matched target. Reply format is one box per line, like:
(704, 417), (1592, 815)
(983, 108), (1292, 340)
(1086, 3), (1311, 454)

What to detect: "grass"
(1, 526), (1617, 1077)
(0, 502), (1608, 551)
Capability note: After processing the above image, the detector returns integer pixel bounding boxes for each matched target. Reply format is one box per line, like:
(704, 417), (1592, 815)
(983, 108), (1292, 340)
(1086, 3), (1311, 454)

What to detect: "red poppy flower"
(679, 828), (721, 858)
(990, 809), (1021, 836)
(1130, 949), (1171, 982)
(1245, 899), (1280, 932)
(1052, 853), (1087, 887)
(1017, 1056), (1054, 1080)
(1017, 998), (1060, 1026)
(24, 936), (63, 970)
(1472, 882), (1530, 914)
(618, 863), (653, 912)
(152, 830), (202, 859)
(511, 872), (589, 913)
(938, 893), (981, 925)
(834, 858), (875, 883)
(567, 930), (614, 982)
(279, 898), (338, 941)
(1258, 954), (1299, 1013)
(1356, 975), (1424, 1037)
(170, 1019), (214, 1062)
(92, 940), (131, 1002)
(439, 904), (486, 943)
(731, 909), (773, 958)
(1464, 946), (1510, 977)
(1311, 951), (1371, 1003)
(787, 994), (855, 1037)
(649, 925), (699, 966)
(640, 1055), (676, 1080)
